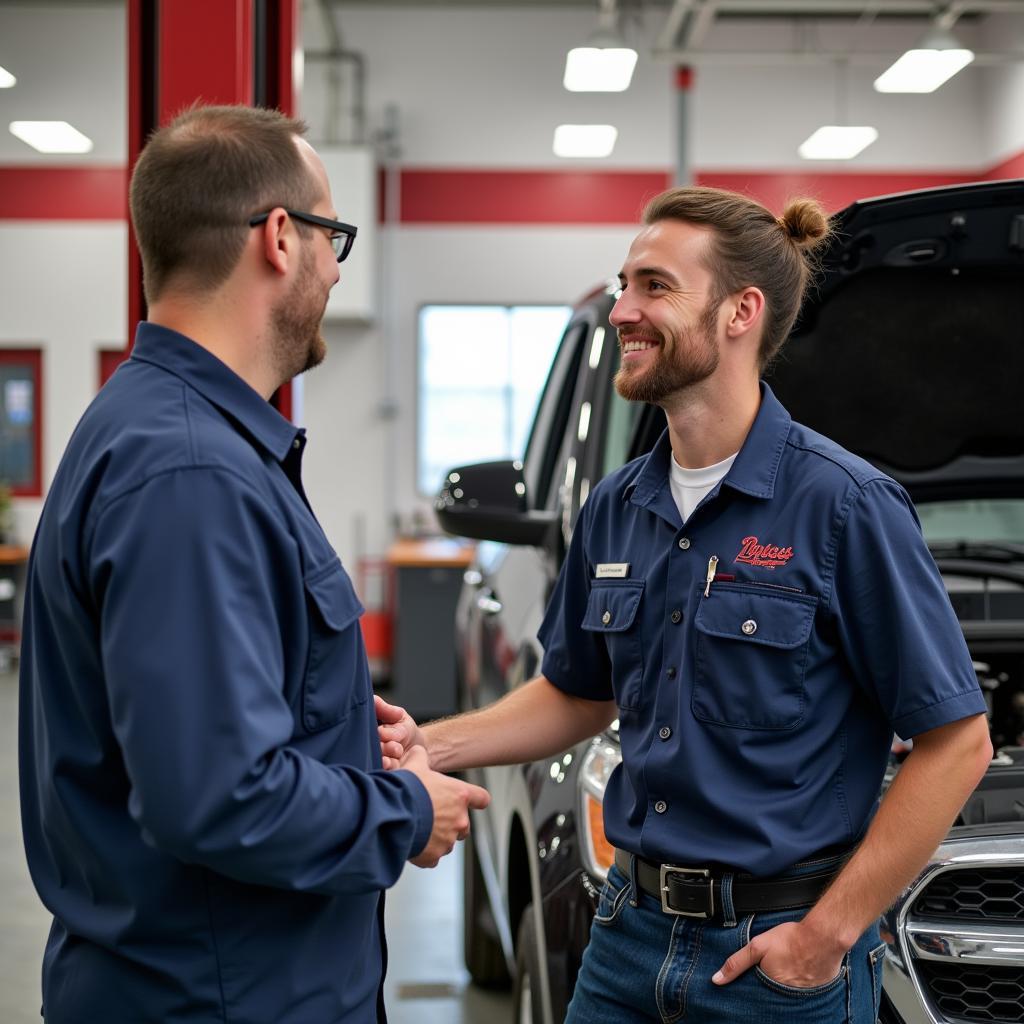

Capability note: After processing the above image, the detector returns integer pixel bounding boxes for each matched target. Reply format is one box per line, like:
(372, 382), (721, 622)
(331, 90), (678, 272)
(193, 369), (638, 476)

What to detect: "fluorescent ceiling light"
(874, 47), (973, 93)
(874, 27), (973, 93)
(564, 46), (638, 92)
(9, 120), (93, 154)
(0, 66), (15, 89)
(798, 125), (878, 161)
(553, 124), (618, 159)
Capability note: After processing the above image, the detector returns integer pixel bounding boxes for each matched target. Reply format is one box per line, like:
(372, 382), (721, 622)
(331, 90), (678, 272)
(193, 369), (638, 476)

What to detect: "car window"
(601, 387), (642, 479)
(524, 320), (588, 511)
(917, 499), (1024, 544)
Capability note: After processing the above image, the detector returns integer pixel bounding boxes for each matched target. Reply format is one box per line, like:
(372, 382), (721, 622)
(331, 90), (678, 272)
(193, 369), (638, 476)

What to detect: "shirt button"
(666, 667), (677, 679)
(659, 726), (672, 740)
(678, 537), (691, 550)
(654, 800), (668, 814)
(292, 438), (302, 450)
(670, 609), (682, 624)
(602, 610), (612, 625)
(741, 619), (757, 636)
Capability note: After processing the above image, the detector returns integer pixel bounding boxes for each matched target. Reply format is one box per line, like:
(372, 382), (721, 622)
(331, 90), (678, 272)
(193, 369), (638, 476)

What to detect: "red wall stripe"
(1, 157), (1020, 225)
(694, 170), (981, 215)
(399, 169), (673, 224)
(985, 150), (1024, 181)
(0, 167), (127, 220)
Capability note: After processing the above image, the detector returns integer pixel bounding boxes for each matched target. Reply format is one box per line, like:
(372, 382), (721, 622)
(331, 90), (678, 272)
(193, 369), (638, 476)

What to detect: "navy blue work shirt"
(19, 324), (433, 1024)
(539, 384), (986, 877)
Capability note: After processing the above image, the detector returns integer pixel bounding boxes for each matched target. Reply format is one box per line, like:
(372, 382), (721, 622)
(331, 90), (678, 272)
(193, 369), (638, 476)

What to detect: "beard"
(270, 245), (328, 383)
(613, 299), (720, 405)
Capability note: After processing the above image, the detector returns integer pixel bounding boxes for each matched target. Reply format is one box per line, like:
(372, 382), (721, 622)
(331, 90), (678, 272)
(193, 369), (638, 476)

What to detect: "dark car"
(436, 180), (1024, 1024)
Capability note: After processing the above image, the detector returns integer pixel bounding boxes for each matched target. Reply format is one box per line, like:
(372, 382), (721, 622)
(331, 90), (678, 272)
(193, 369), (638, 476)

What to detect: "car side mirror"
(434, 460), (558, 547)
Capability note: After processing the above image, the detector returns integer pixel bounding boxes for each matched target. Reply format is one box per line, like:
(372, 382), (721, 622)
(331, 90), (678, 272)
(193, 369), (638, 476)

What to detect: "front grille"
(913, 867), (1024, 922)
(917, 962), (1024, 1023)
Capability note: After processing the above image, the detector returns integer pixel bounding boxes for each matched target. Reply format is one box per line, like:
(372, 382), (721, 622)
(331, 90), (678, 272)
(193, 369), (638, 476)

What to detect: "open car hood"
(765, 180), (1024, 498)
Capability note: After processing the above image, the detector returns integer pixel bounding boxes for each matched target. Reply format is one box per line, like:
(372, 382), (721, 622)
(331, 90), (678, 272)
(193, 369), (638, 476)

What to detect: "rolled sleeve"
(830, 478), (986, 737)
(538, 500), (614, 701)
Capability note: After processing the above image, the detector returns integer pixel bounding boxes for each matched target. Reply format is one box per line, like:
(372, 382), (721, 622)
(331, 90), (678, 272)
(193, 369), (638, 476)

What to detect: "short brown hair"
(129, 105), (319, 304)
(642, 186), (831, 369)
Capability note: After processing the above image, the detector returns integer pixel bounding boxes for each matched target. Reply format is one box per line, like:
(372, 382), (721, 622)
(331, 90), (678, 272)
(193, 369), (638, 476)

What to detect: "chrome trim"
(895, 835), (1024, 1024)
(907, 921), (1024, 965)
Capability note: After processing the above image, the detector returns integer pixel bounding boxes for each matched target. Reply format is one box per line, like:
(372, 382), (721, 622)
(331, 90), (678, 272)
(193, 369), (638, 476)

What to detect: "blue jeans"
(565, 858), (886, 1024)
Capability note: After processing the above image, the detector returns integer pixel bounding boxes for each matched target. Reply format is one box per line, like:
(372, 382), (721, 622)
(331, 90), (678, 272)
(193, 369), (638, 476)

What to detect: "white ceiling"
(1, 1), (1022, 166)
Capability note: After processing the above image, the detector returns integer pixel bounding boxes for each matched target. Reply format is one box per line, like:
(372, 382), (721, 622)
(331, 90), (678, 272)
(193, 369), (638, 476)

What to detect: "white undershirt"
(669, 451), (738, 523)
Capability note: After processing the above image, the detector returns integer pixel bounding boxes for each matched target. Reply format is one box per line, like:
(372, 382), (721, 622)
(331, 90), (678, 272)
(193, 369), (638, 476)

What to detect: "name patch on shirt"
(734, 536), (794, 570)
(595, 563), (630, 579)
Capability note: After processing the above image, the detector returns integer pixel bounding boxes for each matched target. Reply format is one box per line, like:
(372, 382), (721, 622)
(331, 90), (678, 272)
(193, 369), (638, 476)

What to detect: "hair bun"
(778, 198), (829, 250)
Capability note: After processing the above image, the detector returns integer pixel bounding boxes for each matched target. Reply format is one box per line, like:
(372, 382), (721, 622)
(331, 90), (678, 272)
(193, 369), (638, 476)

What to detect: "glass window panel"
(420, 306), (511, 390)
(418, 304), (571, 495)
(916, 499), (1024, 543)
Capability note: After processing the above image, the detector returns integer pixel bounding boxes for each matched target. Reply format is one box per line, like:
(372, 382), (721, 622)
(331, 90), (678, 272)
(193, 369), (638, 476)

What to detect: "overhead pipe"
(308, 0), (367, 145)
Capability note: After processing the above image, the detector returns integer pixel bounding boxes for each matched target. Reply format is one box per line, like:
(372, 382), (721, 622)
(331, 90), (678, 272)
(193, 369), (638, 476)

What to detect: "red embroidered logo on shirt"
(734, 536), (794, 569)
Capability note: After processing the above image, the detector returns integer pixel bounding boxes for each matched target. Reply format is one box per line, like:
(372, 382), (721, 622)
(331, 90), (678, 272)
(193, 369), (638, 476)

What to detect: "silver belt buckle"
(659, 864), (713, 918)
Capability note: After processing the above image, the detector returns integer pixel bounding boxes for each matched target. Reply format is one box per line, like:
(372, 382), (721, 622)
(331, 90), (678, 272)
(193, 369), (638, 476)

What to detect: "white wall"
(0, 223), (127, 541)
(981, 12), (1024, 166)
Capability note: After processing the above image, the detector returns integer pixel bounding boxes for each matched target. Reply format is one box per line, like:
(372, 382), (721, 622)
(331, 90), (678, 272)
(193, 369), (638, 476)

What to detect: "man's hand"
(713, 920), (845, 989)
(398, 745), (490, 868)
(375, 694), (427, 769)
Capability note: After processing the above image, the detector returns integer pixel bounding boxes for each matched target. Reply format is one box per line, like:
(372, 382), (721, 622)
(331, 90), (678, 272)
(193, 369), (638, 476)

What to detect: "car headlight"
(578, 730), (622, 881)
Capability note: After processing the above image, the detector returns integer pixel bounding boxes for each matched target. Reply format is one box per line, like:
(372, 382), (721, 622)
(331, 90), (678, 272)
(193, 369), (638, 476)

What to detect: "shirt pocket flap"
(304, 562), (365, 632)
(694, 589), (814, 650)
(582, 581), (644, 633)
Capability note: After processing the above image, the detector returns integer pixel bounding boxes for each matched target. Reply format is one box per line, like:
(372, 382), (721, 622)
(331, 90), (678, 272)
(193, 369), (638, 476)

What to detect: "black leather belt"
(614, 849), (838, 919)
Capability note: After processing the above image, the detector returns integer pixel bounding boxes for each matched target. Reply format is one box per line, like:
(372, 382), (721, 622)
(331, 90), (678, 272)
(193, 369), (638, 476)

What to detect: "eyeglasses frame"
(248, 208), (358, 263)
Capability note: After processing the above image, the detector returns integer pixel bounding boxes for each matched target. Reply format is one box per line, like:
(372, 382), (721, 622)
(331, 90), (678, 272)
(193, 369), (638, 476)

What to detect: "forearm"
(423, 675), (617, 773)
(803, 714), (991, 951)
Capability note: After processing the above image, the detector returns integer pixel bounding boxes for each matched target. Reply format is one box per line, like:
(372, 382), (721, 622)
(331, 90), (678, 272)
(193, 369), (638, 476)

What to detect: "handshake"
(374, 695), (490, 869)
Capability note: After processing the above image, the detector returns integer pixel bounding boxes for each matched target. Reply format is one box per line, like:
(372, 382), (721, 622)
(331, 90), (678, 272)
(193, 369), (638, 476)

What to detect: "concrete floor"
(0, 670), (512, 1023)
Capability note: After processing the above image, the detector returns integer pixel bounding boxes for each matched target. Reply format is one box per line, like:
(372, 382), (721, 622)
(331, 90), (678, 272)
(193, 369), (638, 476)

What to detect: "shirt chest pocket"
(581, 580), (645, 710)
(302, 561), (368, 733)
(692, 586), (816, 730)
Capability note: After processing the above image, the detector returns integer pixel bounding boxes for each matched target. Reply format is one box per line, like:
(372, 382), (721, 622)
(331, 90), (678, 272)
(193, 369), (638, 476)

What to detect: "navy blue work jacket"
(539, 384), (985, 877)
(19, 324), (432, 1024)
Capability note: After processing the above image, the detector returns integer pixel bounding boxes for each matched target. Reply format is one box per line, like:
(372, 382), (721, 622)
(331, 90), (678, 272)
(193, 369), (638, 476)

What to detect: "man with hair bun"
(378, 185), (990, 1021)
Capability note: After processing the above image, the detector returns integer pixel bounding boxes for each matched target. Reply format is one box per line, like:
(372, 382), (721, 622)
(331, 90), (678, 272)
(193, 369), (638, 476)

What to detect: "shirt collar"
(129, 322), (304, 463)
(624, 382), (792, 507)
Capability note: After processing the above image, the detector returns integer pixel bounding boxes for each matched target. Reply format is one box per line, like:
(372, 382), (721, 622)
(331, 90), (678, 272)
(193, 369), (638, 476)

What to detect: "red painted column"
(159, 0), (254, 117)
(127, 0), (300, 418)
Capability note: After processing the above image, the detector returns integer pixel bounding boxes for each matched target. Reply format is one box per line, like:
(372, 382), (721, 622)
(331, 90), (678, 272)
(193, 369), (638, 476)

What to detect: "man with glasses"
(19, 104), (487, 1024)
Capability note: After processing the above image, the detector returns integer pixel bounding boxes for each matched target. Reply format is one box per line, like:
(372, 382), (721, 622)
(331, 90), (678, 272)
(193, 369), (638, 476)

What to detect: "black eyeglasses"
(248, 209), (358, 263)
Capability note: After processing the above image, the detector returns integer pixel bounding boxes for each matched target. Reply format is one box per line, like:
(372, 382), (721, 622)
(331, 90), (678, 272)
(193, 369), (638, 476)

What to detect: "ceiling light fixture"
(9, 120), (93, 154)
(564, 0), (637, 92)
(874, 26), (974, 93)
(0, 65), (15, 89)
(553, 124), (618, 159)
(798, 125), (879, 160)
(799, 58), (877, 162)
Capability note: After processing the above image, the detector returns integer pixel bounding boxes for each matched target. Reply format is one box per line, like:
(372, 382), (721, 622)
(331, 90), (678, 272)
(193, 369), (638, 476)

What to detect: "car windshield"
(918, 498), (1024, 557)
